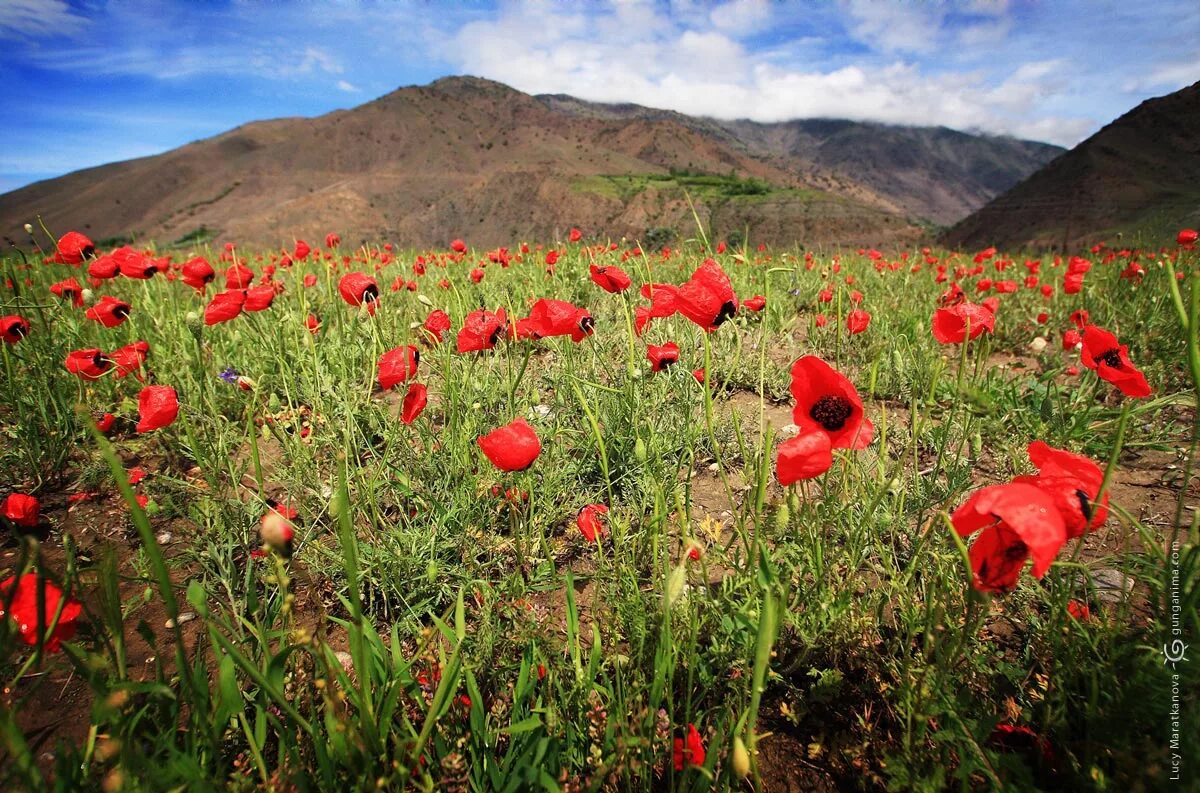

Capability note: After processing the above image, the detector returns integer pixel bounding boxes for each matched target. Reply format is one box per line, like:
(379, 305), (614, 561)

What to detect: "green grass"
(0, 230), (1196, 791)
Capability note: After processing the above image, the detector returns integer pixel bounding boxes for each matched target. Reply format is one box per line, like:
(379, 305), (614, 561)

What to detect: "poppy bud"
(773, 503), (790, 531)
(732, 736), (751, 777)
(666, 562), (688, 609)
(634, 437), (647, 462)
(259, 510), (294, 557)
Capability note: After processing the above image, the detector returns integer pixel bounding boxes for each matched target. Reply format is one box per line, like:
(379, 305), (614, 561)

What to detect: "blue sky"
(1, 0), (1197, 193)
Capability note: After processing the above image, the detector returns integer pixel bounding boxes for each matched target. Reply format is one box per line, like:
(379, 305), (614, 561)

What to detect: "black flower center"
(1004, 540), (1029, 561)
(713, 300), (737, 327)
(488, 325), (506, 345)
(10, 323), (27, 339)
(659, 353), (677, 369)
(578, 315), (595, 334)
(1098, 349), (1122, 368)
(114, 304), (130, 319)
(94, 352), (112, 370)
(361, 285), (379, 303)
(411, 349), (420, 366)
(80, 245), (95, 259)
(809, 395), (853, 431)
(1076, 489), (1093, 522)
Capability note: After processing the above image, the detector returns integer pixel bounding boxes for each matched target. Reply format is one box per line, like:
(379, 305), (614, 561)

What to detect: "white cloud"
(337, 79), (361, 93)
(709, 0), (772, 34)
(0, 0), (87, 39)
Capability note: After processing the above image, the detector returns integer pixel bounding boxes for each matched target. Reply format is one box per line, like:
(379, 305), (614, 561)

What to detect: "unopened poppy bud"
(732, 736), (751, 777)
(634, 437), (647, 462)
(267, 393), (281, 411)
(417, 294), (434, 307)
(81, 288), (95, 304)
(23, 223), (33, 234)
(1029, 336), (1048, 353)
(773, 503), (790, 531)
(426, 560), (438, 581)
(260, 510), (294, 554)
(666, 562), (687, 608)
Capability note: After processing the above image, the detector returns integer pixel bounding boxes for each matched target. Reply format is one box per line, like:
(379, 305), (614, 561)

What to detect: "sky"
(1, 0), (1198, 193)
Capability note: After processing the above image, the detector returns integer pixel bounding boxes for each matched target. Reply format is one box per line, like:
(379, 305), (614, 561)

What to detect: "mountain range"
(0, 76), (1066, 250)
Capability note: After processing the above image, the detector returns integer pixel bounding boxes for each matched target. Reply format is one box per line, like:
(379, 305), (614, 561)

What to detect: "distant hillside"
(942, 81), (1200, 251)
(0, 76), (1060, 250)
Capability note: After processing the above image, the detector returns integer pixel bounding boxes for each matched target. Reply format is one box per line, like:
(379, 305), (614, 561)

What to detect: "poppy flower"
(294, 240), (311, 260)
(49, 231), (95, 265)
(1079, 326), (1152, 398)
(951, 482), (1067, 592)
(646, 342), (680, 373)
(634, 306), (652, 336)
(338, 272), (380, 313)
(110, 340), (150, 379)
(1069, 309), (1089, 329)
(305, 314), (321, 334)
(85, 296), (132, 328)
(451, 239), (468, 253)
(87, 254), (119, 280)
(576, 503), (608, 542)
(1067, 600), (1092, 621)
(259, 510), (295, 557)
(242, 285), (276, 312)
(846, 309), (871, 334)
(1, 315), (30, 344)
(818, 288), (834, 303)
(422, 309), (452, 344)
(136, 385), (179, 433)
(776, 432), (834, 484)
(50, 277), (84, 307)
(743, 295), (766, 312)
(3, 493), (39, 527)
(650, 260), (738, 332)
(814, 314), (828, 328)
(478, 418), (540, 472)
(1015, 440), (1108, 538)
(456, 308), (508, 353)
(789, 356), (873, 450)
(204, 290), (245, 325)
(931, 302), (994, 344)
(378, 345), (420, 389)
(113, 246), (157, 279)
(181, 257), (215, 292)
(544, 250), (559, 266)
(673, 723), (706, 771)
(569, 227), (583, 243)
(590, 263), (632, 293)
(224, 264), (254, 289)
(1178, 229), (1198, 248)
(401, 382), (428, 424)
(1062, 328), (1082, 350)
(95, 412), (115, 433)
(303, 274), (318, 288)
(325, 232), (341, 248)
(692, 368), (705, 383)
(65, 348), (112, 380)
(0, 573), (82, 652)
(520, 298), (594, 342)
(470, 268), (485, 284)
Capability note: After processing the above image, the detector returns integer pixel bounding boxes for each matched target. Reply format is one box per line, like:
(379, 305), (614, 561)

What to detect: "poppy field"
(0, 224), (1197, 791)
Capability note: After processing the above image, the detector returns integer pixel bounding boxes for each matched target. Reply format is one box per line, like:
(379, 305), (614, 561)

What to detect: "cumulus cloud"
(444, 0), (1092, 145)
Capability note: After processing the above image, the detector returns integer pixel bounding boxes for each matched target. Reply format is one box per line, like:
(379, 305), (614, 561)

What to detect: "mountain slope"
(942, 81), (1200, 251)
(0, 76), (1058, 250)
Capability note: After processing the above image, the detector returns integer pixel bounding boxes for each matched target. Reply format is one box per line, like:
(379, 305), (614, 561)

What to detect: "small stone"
(165, 613), (196, 628)
(156, 531), (173, 545)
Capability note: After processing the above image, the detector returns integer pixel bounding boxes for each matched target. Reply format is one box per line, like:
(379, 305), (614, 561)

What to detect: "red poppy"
(634, 306), (652, 336)
(181, 257), (215, 292)
(378, 346), (420, 389)
(456, 308), (508, 353)
(478, 418), (541, 471)
(1062, 328), (1082, 350)
(49, 277), (84, 307)
(789, 356), (873, 449)
(650, 259), (739, 332)
(3, 493), (39, 527)
(1069, 309), (1089, 329)
(846, 308), (871, 334)
(259, 510), (295, 557)
(305, 314), (321, 334)
(325, 232), (341, 248)
(1067, 600), (1092, 621)
(95, 412), (115, 433)
(294, 240), (311, 260)
(1, 315), (30, 344)
(204, 290), (245, 325)
(423, 309), (452, 344)
(520, 298), (594, 342)
(113, 246), (157, 279)
(692, 368), (705, 383)
(451, 239), (468, 253)
(401, 382), (428, 424)
(470, 268), (485, 284)
(544, 250), (559, 266)
(49, 231), (95, 265)
(87, 253), (119, 280)
(951, 483), (1067, 592)
(646, 342), (680, 373)
(577, 503), (608, 542)
(85, 295), (132, 328)
(776, 432), (834, 484)
(673, 723), (706, 771)
(569, 227), (583, 243)
(339, 272), (380, 313)
(0, 573), (82, 652)
(1014, 440), (1108, 538)
(1178, 228), (1198, 248)
(931, 302), (994, 344)
(818, 288), (834, 303)
(110, 340), (150, 379)
(814, 314), (828, 328)
(136, 385), (179, 433)
(743, 295), (766, 312)
(303, 274), (318, 288)
(224, 264), (254, 289)
(589, 263), (631, 293)
(242, 285), (276, 312)
(1079, 326), (1152, 397)
(65, 348), (112, 380)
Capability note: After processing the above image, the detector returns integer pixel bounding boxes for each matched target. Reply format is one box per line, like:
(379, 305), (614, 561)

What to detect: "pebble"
(156, 531), (173, 545)
(165, 613), (196, 628)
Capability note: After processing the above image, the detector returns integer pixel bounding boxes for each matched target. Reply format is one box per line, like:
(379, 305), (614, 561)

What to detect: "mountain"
(0, 76), (1060, 250)
(942, 81), (1200, 251)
